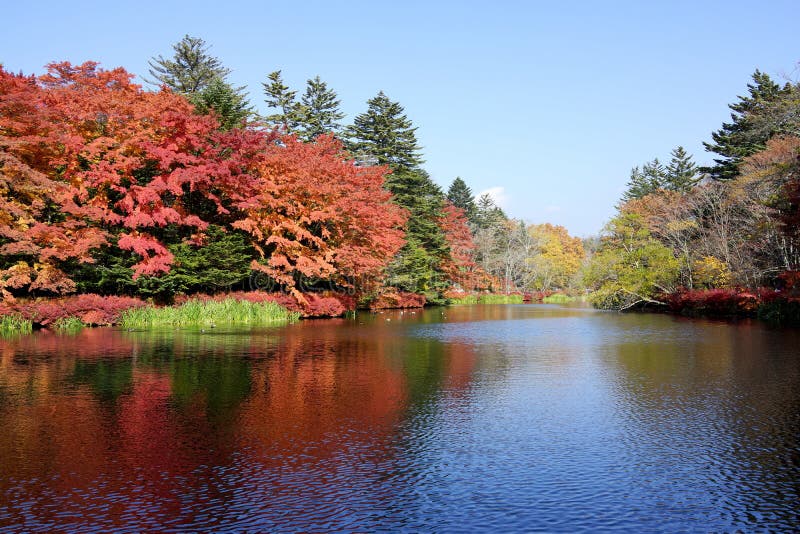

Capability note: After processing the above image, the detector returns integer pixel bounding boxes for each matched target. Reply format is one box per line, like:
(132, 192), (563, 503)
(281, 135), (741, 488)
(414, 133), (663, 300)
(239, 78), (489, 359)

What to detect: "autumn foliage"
(438, 203), (490, 291)
(233, 135), (407, 298)
(0, 62), (410, 308)
(0, 294), (146, 326)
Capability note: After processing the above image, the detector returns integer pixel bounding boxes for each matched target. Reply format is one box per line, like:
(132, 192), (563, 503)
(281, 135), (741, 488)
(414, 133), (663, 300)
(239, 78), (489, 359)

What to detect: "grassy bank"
(119, 298), (300, 328)
(448, 293), (524, 305)
(542, 294), (578, 304)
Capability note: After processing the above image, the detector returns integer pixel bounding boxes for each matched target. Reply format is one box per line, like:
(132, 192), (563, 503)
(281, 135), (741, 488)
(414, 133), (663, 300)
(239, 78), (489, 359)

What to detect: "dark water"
(1, 304), (799, 532)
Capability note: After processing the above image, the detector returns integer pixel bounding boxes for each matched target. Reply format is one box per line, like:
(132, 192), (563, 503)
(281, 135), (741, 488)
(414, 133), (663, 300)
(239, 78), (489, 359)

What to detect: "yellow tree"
(526, 223), (585, 290)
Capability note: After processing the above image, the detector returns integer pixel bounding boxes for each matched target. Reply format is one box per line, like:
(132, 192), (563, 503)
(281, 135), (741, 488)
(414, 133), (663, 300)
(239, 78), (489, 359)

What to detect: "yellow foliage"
(527, 223), (585, 290)
(693, 256), (732, 289)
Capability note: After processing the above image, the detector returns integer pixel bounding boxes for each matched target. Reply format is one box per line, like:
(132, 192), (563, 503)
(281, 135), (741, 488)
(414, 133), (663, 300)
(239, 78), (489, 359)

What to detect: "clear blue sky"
(2, 0), (798, 236)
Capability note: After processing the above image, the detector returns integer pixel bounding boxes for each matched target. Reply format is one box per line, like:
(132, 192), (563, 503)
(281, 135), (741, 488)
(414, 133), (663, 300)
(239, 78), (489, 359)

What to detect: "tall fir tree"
(701, 70), (792, 180)
(148, 35), (231, 94)
(620, 159), (666, 203)
(347, 92), (454, 296)
(345, 91), (424, 172)
(475, 193), (507, 230)
(385, 169), (451, 296)
(295, 76), (345, 142)
(446, 177), (478, 225)
(190, 77), (253, 130)
(664, 146), (697, 192)
(262, 70), (302, 132)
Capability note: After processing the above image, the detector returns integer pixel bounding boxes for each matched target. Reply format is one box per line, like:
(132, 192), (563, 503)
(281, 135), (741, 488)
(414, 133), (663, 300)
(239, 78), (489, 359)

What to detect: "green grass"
(448, 295), (479, 305)
(54, 316), (85, 332)
(542, 294), (577, 304)
(119, 298), (300, 328)
(449, 294), (524, 305)
(0, 314), (33, 336)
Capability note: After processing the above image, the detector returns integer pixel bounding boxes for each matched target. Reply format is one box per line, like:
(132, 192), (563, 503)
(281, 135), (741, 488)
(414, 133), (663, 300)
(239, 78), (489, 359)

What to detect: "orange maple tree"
(0, 62), (267, 297)
(438, 202), (488, 291)
(233, 135), (407, 298)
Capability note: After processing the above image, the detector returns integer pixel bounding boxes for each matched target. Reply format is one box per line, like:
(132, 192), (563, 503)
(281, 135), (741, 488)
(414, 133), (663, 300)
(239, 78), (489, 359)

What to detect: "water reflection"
(0, 306), (798, 531)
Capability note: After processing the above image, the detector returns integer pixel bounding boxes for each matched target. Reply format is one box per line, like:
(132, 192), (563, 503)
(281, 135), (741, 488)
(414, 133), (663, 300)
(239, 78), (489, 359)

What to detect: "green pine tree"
(664, 146), (698, 192)
(621, 158), (665, 203)
(148, 35), (231, 94)
(385, 169), (451, 296)
(701, 70), (793, 180)
(190, 77), (253, 130)
(475, 193), (507, 230)
(345, 91), (424, 173)
(295, 76), (345, 142)
(446, 177), (478, 225)
(262, 70), (302, 132)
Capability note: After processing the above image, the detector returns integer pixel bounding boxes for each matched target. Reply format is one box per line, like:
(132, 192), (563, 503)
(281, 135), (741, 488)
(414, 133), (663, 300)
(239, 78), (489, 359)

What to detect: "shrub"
(665, 289), (759, 317)
(369, 290), (426, 310)
(0, 294), (147, 326)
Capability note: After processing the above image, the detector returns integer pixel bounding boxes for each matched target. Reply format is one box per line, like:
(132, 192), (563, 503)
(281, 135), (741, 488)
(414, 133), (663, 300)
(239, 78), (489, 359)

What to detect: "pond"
(1, 304), (798, 531)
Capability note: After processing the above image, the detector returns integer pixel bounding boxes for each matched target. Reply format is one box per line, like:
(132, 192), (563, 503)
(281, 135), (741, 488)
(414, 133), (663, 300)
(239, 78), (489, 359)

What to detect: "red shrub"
(664, 289), (759, 317)
(778, 271), (800, 293)
(526, 291), (554, 303)
(369, 290), (426, 310)
(0, 294), (147, 326)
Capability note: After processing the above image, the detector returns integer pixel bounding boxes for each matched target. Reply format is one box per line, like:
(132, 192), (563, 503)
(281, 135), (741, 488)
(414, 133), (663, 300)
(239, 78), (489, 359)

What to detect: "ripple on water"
(1, 306), (799, 531)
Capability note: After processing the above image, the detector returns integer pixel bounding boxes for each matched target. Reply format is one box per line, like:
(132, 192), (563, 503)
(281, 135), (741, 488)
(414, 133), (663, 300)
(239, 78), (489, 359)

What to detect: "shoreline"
(0, 291), (533, 336)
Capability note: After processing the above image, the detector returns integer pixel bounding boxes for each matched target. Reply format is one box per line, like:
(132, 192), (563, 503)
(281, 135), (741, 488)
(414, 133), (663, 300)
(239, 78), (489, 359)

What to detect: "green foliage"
(262, 70), (302, 131)
(153, 226), (255, 297)
(446, 177), (478, 225)
(295, 76), (344, 141)
(621, 149), (697, 203)
(148, 35), (231, 94)
(385, 170), (451, 296)
(190, 77), (252, 130)
(583, 214), (680, 310)
(664, 146), (698, 192)
(119, 298), (299, 328)
(702, 70), (794, 180)
(621, 159), (666, 202)
(0, 314), (32, 336)
(69, 227), (255, 302)
(345, 91), (424, 172)
(475, 193), (507, 230)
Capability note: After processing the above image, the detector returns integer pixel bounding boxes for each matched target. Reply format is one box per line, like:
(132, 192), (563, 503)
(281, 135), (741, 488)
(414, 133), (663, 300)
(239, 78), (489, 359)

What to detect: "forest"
(1, 35), (799, 329)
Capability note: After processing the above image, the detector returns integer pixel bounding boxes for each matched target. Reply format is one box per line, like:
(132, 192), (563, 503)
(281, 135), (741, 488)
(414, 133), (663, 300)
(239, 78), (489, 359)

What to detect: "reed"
(542, 294), (577, 304)
(0, 314), (33, 336)
(449, 294), (524, 305)
(119, 298), (300, 328)
(54, 316), (85, 332)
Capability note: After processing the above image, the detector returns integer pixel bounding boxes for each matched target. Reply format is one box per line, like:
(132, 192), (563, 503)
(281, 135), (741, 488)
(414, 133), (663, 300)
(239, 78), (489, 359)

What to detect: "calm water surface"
(1, 304), (799, 532)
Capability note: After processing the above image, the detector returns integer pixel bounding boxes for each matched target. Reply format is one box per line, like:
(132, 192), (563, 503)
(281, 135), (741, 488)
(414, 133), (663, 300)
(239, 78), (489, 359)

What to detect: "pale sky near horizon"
(2, 1), (798, 236)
